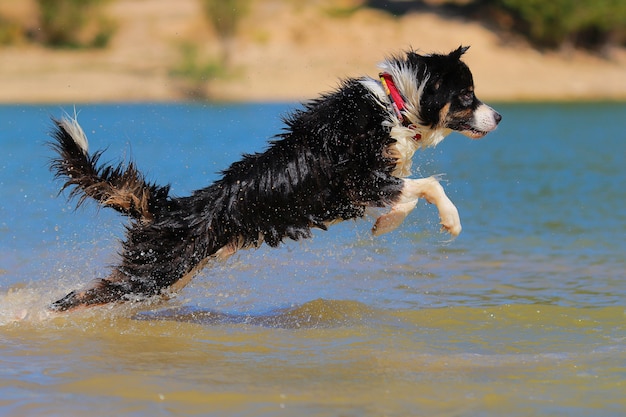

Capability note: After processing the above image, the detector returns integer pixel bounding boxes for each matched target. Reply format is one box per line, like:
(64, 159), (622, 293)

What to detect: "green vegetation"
(485, 0), (626, 49)
(201, 0), (250, 64)
(324, 3), (363, 19)
(0, 0), (623, 52)
(35, 0), (115, 48)
(168, 0), (249, 99)
(169, 42), (230, 99)
(0, 14), (24, 45)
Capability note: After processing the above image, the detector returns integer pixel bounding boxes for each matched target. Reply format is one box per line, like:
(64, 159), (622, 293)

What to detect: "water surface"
(1, 103), (625, 416)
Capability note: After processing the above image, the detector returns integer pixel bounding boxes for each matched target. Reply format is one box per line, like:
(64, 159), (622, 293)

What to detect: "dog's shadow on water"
(133, 299), (377, 329)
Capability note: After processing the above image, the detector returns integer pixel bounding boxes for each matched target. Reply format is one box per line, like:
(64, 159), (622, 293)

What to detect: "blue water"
(1, 102), (625, 311)
(1, 103), (625, 417)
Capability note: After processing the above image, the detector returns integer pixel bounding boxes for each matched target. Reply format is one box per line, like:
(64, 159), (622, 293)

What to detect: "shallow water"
(1, 102), (625, 416)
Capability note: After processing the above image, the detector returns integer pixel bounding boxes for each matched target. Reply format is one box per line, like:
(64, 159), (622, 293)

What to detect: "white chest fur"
(360, 76), (449, 178)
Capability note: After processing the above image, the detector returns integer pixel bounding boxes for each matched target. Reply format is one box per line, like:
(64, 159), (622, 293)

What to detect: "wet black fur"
(48, 47), (483, 311)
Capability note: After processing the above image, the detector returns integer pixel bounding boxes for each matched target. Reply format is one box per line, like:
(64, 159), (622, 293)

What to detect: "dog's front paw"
(439, 200), (462, 237)
(372, 210), (405, 236)
(372, 200), (417, 236)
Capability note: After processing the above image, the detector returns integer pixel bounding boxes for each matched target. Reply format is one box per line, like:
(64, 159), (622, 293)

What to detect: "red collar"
(379, 72), (421, 140)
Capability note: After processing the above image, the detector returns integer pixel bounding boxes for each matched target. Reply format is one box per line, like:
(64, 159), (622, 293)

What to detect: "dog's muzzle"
(462, 104), (502, 139)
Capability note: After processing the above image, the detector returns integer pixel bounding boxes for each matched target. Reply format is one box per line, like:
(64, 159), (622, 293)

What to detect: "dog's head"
(380, 46), (501, 142)
(415, 46), (501, 139)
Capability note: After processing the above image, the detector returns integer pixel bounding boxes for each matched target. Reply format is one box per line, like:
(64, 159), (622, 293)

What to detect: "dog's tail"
(49, 116), (170, 222)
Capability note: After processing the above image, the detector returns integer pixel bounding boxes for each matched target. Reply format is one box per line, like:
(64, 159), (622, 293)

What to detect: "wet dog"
(48, 46), (501, 311)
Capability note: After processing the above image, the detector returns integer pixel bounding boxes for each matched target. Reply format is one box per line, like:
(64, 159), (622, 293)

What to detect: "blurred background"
(1, 4), (625, 414)
(0, 0), (624, 103)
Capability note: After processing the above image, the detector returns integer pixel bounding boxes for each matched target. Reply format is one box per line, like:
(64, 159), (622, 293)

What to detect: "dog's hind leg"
(49, 271), (140, 311)
(372, 176), (461, 237)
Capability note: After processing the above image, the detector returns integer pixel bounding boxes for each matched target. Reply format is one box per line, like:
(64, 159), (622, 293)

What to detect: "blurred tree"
(484, 0), (626, 49)
(0, 14), (24, 45)
(169, 41), (228, 99)
(35, 0), (115, 48)
(201, 0), (250, 64)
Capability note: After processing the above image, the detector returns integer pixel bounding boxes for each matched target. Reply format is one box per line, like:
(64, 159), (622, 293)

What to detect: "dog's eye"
(458, 92), (474, 106)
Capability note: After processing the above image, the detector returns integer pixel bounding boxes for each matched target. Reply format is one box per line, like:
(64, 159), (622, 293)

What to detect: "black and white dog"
(48, 46), (501, 311)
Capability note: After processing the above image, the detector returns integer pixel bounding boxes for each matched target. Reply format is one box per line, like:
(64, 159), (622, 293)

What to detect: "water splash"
(0, 284), (56, 325)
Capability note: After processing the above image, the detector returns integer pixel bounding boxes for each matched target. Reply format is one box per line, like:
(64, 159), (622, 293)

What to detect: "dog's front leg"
(371, 199), (418, 236)
(372, 176), (461, 237)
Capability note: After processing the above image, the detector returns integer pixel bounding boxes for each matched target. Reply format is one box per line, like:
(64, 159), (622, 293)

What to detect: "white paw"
(372, 201), (417, 236)
(372, 211), (404, 236)
(439, 201), (462, 237)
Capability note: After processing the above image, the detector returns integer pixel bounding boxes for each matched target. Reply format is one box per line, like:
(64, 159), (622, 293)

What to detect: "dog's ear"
(450, 45), (470, 60)
(405, 49), (424, 62)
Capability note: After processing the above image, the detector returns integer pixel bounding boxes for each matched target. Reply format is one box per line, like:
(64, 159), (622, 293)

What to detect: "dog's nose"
(494, 112), (502, 125)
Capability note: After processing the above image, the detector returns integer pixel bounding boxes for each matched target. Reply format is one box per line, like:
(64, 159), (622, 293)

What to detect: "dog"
(48, 46), (501, 311)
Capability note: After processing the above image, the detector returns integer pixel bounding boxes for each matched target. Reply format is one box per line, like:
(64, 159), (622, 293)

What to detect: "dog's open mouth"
(460, 124), (488, 139)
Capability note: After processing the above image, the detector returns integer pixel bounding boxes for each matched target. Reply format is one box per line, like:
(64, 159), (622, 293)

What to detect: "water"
(1, 102), (625, 416)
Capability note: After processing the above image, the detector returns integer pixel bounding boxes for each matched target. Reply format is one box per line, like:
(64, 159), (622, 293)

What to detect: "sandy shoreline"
(0, 0), (625, 103)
